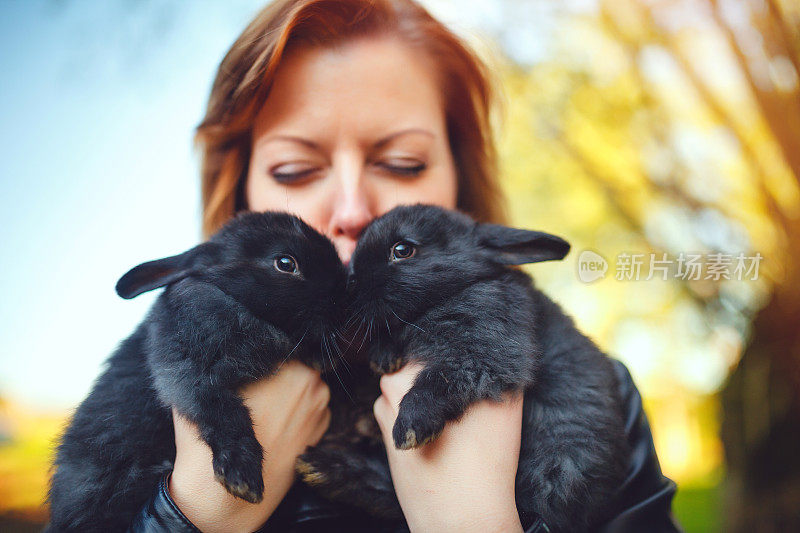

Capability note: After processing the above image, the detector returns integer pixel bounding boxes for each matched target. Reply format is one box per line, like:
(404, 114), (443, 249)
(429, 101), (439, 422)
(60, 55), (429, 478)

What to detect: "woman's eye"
(274, 255), (299, 274)
(390, 241), (416, 261)
(377, 158), (427, 177)
(269, 163), (320, 184)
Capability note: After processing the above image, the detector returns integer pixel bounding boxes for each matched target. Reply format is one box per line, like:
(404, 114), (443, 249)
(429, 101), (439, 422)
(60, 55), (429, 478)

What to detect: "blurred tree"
(601, 1), (800, 529)
(705, 1), (800, 530)
(487, 0), (799, 530)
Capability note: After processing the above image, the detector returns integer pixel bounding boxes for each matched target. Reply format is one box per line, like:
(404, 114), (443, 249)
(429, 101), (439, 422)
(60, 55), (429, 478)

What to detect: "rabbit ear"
(476, 223), (570, 265)
(115, 242), (219, 299)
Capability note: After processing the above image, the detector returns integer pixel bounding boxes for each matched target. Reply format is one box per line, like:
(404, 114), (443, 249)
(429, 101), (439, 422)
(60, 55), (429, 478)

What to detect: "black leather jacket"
(129, 361), (681, 532)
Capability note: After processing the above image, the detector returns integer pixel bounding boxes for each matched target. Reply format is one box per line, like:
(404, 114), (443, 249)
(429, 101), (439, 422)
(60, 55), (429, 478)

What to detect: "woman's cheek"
(284, 184), (327, 217)
(249, 180), (332, 234)
(373, 173), (457, 213)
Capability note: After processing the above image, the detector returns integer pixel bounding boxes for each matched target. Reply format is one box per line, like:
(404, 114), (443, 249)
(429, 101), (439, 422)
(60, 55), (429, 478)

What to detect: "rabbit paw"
(212, 447), (264, 503)
(297, 446), (403, 519)
(392, 402), (445, 450)
(295, 455), (329, 487)
(370, 353), (404, 375)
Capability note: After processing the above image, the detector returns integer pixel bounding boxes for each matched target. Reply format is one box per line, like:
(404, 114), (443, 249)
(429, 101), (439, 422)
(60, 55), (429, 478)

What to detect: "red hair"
(196, 0), (504, 238)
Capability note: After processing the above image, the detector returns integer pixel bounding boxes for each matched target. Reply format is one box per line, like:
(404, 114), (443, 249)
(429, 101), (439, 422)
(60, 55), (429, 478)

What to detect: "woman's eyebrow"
(374, 128), (434, 149)
(257, 134), (319, 150)
(256, 128), (434, 150)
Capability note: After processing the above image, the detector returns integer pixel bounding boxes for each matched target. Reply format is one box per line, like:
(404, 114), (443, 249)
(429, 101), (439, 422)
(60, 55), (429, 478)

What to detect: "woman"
(130, 0), (680, 531)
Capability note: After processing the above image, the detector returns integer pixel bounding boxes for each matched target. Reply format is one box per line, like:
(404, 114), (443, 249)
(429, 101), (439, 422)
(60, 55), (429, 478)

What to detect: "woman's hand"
(168, 360), (331, 533)
(373, 362), (525, 533)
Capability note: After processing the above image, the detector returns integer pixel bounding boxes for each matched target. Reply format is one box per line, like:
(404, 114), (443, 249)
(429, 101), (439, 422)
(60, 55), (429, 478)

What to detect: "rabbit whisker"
(390, 309), (427, 334)
(367, 317), (375, 341)
(335, 326), (357, 351)
(328, 331), (353, 375)
(344, 309), (365, 328)
(322, 336), (353, 402)
(280, 327), (309, 368)
(355, 317), (371, 354)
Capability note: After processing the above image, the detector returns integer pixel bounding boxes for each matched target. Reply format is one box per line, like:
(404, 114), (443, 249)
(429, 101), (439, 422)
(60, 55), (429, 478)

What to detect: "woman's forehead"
(251, 36), (447, 143)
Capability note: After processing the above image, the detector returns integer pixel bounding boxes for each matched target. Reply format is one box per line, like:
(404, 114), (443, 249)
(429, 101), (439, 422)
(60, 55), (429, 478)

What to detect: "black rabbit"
(298, 204), (629, 532)
(47, 211), (347, 532)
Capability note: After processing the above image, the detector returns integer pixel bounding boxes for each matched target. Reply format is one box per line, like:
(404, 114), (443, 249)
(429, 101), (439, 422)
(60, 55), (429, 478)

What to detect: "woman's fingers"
(374, 361), (424, 443)
(378, 361), (424, 409)
(373, 388), (525, 532)
(168, 360), (333, 533)
(372, 393), (392, 437)
(309, 407), (332, 446)
(240, 360), (327, 416)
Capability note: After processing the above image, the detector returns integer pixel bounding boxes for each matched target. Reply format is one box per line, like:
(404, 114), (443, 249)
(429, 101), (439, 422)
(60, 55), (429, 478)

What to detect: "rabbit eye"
(391, 241), (416, 261)
(274, 255), (299, 274)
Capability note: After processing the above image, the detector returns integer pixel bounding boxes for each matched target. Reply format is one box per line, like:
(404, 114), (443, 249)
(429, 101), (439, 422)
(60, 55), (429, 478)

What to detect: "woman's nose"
(327, 158), (375, 260)
(330, 192), (372, 240)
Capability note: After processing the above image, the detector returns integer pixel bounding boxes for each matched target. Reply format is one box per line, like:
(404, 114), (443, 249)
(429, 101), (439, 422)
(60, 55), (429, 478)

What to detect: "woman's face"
(246, 36), (458, 264)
